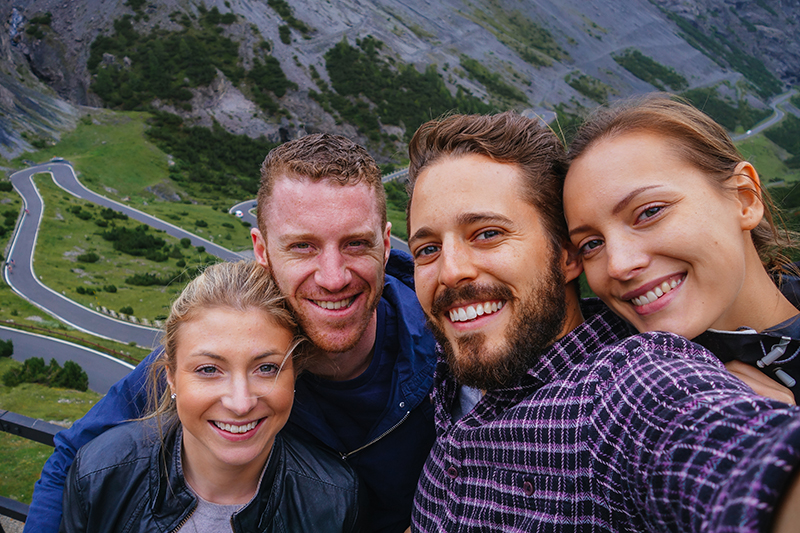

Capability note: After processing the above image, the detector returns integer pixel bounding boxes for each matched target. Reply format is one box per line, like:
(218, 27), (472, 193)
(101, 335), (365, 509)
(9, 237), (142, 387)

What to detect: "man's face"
(252, 177), (390, 355)
(408, 153), (579, 390)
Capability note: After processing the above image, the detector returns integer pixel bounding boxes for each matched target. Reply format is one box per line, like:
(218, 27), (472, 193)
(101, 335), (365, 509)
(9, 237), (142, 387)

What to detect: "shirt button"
(447, 466), (458, 479)
(522, 481), (534, 496)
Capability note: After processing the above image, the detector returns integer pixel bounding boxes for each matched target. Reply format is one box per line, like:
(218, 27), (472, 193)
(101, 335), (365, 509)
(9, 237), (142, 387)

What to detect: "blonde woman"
(60, 261), (363, 532)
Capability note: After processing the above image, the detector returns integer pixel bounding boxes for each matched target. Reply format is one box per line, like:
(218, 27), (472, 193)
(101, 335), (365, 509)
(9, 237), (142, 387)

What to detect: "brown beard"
(426, 251), (567, 390)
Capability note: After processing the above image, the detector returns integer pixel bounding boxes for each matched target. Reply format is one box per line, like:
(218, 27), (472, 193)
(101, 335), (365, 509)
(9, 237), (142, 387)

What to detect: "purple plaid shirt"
(412, 304), (800, 532)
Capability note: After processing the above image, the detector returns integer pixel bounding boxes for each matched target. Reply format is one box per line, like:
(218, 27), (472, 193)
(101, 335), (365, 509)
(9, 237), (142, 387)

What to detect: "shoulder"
(73, 420), (161, 478)
(280, 433), (359, 490)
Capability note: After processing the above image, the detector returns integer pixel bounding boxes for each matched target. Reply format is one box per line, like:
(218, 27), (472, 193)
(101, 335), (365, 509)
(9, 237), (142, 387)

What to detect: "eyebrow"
(568, 185), (662, 239)
(189, 350), (284, 362)
(409, 212), (515, 247)
(611, 185), (662, 215)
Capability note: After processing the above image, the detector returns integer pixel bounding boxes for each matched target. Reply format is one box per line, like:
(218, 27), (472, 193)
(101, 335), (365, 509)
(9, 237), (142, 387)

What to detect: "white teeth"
(313, 298), (354, 310)
(449, 301), (504, 323)
(631, 277), (683, 307)
(214, 420), (258, 434)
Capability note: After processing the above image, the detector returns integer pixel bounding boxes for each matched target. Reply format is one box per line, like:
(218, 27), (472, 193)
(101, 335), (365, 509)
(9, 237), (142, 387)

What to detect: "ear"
(166, 367), (176, 397)
(560, 241), (584, 284)
(731, 162), (764, 231)
(251, 228), (270, 269)
(383, 222), (392, 265)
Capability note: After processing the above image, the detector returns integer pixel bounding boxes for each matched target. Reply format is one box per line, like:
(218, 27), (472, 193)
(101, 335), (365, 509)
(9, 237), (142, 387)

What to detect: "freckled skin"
(167, 308), (295, 503)
(252, 178), (391, 380)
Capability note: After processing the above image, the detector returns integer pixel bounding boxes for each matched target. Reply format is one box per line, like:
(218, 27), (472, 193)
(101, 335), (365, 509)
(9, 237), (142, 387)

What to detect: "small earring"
(171, 393), (176, 400)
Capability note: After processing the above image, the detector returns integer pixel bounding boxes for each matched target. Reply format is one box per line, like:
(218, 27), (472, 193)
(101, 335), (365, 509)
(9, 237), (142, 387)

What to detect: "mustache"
(430, 283), (514, 317)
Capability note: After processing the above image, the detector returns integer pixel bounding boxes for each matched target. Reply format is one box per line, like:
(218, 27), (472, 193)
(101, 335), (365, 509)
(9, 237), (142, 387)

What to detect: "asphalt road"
(8, 164), (165, 348)
(0, 325), (134, 394)
(731, 89), (799, 141)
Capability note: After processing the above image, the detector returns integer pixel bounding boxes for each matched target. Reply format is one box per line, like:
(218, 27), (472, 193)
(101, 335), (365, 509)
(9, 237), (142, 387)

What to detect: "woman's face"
(167, 307), (295, 474)
(564, 131), (759, 339)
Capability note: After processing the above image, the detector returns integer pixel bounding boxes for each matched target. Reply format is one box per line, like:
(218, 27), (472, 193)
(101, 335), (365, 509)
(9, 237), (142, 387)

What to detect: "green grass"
(14, 111), (253, 251)
(32, 174), (217, 322)
(25, 111), (168, 198)
(736, 134), (800, 184)
(0, 357), (101, 505)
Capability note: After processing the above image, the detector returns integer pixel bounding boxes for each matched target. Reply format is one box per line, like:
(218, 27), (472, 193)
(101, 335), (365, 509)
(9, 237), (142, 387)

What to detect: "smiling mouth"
(213, 420), (261, 434)
(312, 297), (355, 310)
(630, 276), (684, 307)
(449, 301), (504, 323)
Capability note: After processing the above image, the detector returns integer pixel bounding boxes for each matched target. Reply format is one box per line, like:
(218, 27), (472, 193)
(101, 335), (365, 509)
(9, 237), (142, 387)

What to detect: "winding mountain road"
(7, 162), (250, 348)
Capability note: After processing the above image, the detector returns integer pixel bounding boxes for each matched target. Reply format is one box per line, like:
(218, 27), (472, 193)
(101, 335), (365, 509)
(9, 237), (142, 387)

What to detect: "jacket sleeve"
(24, 348), (162, 533)
(58, 453), (88, 533)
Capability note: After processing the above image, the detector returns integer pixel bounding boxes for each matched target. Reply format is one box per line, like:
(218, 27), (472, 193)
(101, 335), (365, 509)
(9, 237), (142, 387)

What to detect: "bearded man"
(405, 112), (800, 532)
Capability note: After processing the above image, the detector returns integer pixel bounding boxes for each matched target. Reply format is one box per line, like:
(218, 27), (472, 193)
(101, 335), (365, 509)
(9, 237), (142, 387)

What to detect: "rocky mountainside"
(1, 0), (798, 161)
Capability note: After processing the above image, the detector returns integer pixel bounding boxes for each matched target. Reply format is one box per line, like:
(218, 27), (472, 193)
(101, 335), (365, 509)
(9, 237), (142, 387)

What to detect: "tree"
(0, 338), (12, 358)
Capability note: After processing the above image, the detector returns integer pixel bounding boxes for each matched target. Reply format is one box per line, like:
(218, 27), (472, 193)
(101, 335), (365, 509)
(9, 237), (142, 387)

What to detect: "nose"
(314, 248), (352, 292)
(220, 376), (259, 416)
(605, 236), (649, 281)
(438, 238), (479, 288)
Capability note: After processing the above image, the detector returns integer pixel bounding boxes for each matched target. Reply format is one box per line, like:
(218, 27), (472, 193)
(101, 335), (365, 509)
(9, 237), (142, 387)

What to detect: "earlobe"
(251, 228), (270, 269)
(732, 162), (764, 231)
(560, 242), (584, 284)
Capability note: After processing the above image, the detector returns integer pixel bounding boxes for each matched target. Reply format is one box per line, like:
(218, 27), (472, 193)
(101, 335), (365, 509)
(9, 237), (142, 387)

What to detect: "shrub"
(2, 357), (88, 391)
(76, 286), (86, 295)
(50, 361), (89, 391)
(0, 339), (13, 358)
(195, 219), (208, 228)
(76, 252), (100, 263)
(176, 259), (186, 267)
(104, 284), (117, 293)
(0, 182), (12, 192)
(196, 246), (206, 253)
(119, 306), (134, 315)
(278, 25), (291, 44)
(180, 237), (192, 248)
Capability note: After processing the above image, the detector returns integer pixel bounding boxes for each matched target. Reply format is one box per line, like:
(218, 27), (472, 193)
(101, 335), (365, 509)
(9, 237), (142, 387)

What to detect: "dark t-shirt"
(301, 300), (398, 451)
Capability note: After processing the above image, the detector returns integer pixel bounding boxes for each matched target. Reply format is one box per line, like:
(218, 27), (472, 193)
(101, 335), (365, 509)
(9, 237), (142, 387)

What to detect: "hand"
(724, 360), (795, 405)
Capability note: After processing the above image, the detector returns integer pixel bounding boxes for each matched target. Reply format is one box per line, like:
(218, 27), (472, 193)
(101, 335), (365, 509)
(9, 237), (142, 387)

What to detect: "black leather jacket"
(59, 420), (363, 533)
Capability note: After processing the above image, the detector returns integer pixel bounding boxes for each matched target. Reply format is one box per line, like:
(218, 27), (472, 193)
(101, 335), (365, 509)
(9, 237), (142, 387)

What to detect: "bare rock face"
(2, 0), (798, 160)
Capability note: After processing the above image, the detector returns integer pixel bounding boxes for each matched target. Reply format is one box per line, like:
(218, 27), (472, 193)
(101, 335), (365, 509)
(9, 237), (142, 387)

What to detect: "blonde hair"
(143, 261), (307, 431)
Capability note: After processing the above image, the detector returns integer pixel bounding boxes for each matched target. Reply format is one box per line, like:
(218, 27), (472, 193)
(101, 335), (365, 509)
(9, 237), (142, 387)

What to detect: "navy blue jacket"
(26, 250), (437, 533)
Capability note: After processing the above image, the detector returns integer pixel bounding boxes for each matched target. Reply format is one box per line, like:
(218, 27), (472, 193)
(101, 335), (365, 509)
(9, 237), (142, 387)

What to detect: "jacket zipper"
(340, 410), (411, 460)
(170, 507), (196, 533)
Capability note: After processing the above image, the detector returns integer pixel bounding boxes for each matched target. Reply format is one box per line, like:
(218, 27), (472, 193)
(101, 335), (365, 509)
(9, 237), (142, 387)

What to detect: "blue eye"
(258, 363), (280, 375)
(415, 245), (439, 258)
(475, 229), (501, 240)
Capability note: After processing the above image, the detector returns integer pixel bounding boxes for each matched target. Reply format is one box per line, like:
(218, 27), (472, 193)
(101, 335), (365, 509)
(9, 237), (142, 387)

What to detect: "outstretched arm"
(24, 349), (162, 533)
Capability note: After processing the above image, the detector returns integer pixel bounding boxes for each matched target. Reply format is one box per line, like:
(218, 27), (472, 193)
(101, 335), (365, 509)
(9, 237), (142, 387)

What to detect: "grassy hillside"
(0, 357), (100, 505)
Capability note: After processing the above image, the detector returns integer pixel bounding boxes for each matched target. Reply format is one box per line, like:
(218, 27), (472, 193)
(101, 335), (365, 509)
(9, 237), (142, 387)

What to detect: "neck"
(306, 311), (379, 381)
(557, 286), (586, 340)
(718, 262), (798, 333)
(181, 433), (272, 506)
